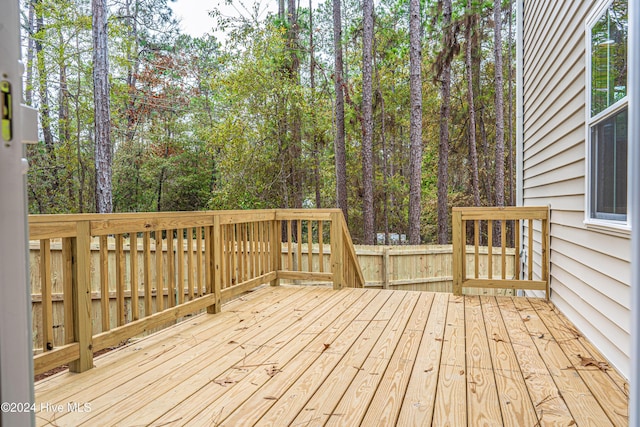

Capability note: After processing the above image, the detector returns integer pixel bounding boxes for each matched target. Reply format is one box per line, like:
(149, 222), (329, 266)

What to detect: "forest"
(20, 0), (516, 245)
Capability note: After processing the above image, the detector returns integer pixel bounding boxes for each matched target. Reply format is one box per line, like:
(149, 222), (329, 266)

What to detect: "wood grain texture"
(432, 295), (467, 426)
(497, 297), (573, 424)
(33, 287), (628, 426)
(465, 296), (502, 426)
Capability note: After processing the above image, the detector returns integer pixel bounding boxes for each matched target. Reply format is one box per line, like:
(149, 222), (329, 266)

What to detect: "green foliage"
(22, 0), (516, 244)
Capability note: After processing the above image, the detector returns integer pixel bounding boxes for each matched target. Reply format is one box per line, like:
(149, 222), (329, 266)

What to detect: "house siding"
(521, 0), (631, 378)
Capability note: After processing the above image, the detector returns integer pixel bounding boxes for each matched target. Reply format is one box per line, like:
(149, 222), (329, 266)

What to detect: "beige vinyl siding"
(522, 1), (631, 378)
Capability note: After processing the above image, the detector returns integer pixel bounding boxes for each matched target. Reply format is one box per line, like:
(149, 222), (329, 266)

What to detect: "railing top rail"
(28, 209), (346, 240)
(453, 206), (549, 221)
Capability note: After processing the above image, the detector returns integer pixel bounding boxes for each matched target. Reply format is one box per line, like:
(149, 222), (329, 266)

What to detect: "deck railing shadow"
(452, 206), (550, 298)
(29, 209), (363, 376)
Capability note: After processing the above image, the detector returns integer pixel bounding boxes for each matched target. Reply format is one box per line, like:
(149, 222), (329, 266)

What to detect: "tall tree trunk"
(310, 0), (321, 209)
(125, 0), (140, 144)
(408, 0), (423, 244)
(493, 0), (505, 244)
(362, 0), (375, 244)
(75, 31), (85, 213)
(437, 0), (453, 245)
(25, 0), (36, 105)
(333, 0), (348, 222)
(93, 0), (113, 213)
(35, 1), (54, 156)
(279, 0), (285, 20)
(465, 0), (480, 207)
(288, 0), (303, 209)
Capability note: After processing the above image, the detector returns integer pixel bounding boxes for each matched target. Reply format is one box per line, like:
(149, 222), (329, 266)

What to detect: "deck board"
(34, 286), (629, 426)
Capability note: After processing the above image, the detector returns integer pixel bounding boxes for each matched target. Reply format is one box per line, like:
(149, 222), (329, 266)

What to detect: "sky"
(168, 0), (278, 39)
(168, 1), (218, 37)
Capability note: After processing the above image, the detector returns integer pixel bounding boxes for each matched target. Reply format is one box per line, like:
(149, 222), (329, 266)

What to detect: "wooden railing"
(29, 209), (363, 376)
(452, 206), (550, 298)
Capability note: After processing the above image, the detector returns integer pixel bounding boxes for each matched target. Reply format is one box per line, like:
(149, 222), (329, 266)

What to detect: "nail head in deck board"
(147, 289), (346, 425)
(497, 297), (574, 424)
(528, 298), (629, 425)
(432, 295), (467, 426)
(480, 296), (539, 426)
(396, 292), (449, 426)
(34, 287), (628, 426)
(254, 290), (389, 426)
(464, 295), (503, 426)
(157, 294), (374, 422)
(360, 292), (435, 426)
(324, 293), (419, 426)
(36, 287), (327, 426)
(113, 288), (350, 426)
(511, 297), (614, 426)
(35, 286), (303, 401)
(291, 291), (406, 426)
(208, 290), (379, 426)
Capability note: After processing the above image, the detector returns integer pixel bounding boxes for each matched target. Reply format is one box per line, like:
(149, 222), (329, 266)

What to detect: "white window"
(586, 0), (629, 226)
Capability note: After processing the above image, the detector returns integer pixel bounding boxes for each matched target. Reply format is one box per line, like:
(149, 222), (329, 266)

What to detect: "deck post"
(542, 206), (550, 300)
(270, 214), (281, 286)
(452, 209), (463, 296)
(209, 216), (222, 314)
(330, 212), (344, 290)
(69, 220), (93, 373)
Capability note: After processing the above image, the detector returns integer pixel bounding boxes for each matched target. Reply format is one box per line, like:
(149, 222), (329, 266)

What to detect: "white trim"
(516, 0), (525, 283)
(516, 0), (524, 211)
(628, 0), (638, 422)
(584, 0), (631, 229)
(0, 0), (35, 425)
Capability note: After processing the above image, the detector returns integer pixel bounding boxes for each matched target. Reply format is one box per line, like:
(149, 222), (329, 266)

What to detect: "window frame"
(585, 0), (631, 231)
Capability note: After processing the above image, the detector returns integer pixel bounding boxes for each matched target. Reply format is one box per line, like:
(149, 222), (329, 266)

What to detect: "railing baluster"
(487, 220), (493, 280)
(287, 220), (292, 270)
(474, 220), (479, 279)
(231, 225), (238, 286)
(318, 221), (324, 273)
(205, 226), (212, 297)
(308, 220), (313, 272)
(144, 231), (152, 316)
(210, 216), (222, 314)
(528, 219), (534, 281)
(155, 232), (164, 311)
(197, 227), (203, 296)
(501, 221), (506, 280)
(297, 220), (302, 273)
(40, 239), (53, 352)
(515, 219), (520, 280)
(130, 233), (139, 321)
(187, 228), (194, 299)
(238, 224), (244, 284)
(116, 234), (126, 325)
(177, 229), (184, 304)
(271, 219), (281, 286)
(99, 235), (110, 331)
(167, 231), (175, 307)
(62, 237), (74, 343)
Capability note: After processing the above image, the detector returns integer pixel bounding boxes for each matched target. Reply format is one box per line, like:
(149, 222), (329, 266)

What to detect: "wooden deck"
(35, 285), (629, 426)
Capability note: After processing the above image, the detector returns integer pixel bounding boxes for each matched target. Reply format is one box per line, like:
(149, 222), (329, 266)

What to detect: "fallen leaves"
(213, 377), (237, 387)
(265, 365), (282, 377)
(577, 354), (610, 372)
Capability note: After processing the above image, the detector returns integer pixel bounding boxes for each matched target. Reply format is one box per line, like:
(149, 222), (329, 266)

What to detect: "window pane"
(591, 108), (628, 219)
(591, 0), (628, 116)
